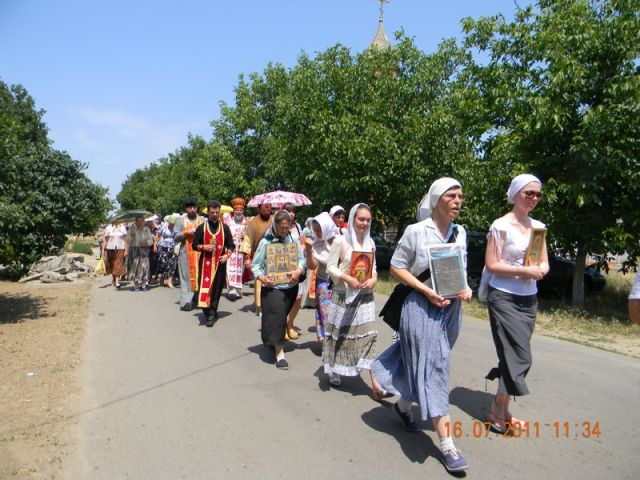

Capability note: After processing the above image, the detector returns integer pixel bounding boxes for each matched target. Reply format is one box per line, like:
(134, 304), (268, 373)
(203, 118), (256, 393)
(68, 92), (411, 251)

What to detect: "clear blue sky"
(1, 0), (527, 202)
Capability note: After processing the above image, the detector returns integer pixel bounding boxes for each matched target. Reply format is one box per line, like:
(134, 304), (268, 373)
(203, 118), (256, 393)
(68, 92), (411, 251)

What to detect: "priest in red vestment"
(192, 200), (235, 327)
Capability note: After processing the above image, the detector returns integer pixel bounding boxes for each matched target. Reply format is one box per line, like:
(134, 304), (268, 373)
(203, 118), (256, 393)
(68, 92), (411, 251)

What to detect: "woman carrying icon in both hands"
(251, 210), (305, 370)
(371, 178), (472, 473)
(484, 174), (549, 433)
(323, 203), (386, 400)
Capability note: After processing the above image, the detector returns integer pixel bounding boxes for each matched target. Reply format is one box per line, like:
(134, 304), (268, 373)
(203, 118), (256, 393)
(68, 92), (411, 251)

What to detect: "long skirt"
(129, 247), (150, 284)
(157, 246), (178, 278)
(323, 291), (377, 377)
(261, 286), (299, 348)
(314, 277), (332, 339)
(371, 290), (461, 421)
(487, 286), (537, 396)
(105, 249), (126, 276)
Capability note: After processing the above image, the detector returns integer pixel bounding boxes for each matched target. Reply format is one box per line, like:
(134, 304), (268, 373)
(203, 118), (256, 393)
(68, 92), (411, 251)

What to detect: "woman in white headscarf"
(484, 174), (549, 433)
(309, 212), (339, 341)
(371, 177), (472, 473)
(324, 203), (386, 399)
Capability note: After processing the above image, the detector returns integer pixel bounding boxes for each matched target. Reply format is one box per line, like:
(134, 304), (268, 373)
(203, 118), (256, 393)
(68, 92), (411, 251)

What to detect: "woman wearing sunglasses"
(484, 174), (549, 433)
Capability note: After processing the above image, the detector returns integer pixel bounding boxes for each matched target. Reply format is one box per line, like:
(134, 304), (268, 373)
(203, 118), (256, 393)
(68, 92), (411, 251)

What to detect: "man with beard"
(240, 202), (273, 315)
(192, 200), (235, 327)
(224, 197), (249, 300)
(174, 198), (204, 311)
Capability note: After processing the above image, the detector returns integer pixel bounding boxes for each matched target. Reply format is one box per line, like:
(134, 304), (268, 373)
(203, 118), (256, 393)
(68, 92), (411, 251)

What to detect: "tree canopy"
(0, 80), (112, 273)
(117, 0), (639, 304)
(462, 0), (640, 302)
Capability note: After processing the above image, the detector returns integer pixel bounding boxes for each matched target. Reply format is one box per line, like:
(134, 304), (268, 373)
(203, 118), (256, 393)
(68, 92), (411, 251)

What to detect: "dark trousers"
(201, 263), (227, 318)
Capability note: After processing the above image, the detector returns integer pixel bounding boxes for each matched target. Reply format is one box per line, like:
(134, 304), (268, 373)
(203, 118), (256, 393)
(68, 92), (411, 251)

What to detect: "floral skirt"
(105, 249), (126, 276)
(129, 246), (150, 283)
(314, 277), (332, 339)
(157, 246), (178, 278)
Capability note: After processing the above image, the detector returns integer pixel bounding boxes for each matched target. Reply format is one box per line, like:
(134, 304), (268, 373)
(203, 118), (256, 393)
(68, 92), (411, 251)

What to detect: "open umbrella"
(108, 210), (154, 224)
(247, 190), (312, 208)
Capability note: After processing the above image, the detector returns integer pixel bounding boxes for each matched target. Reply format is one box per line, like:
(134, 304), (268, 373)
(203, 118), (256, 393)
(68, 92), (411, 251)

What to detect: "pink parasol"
(247, 190), (312, 208)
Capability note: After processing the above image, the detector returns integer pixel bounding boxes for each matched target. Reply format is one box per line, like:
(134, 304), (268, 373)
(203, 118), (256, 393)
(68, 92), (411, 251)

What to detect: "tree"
(0, 80), (112, 272)
(212, 35), (477, 235)
(462, 0), (640, 304)
(117, 135), (255, 213)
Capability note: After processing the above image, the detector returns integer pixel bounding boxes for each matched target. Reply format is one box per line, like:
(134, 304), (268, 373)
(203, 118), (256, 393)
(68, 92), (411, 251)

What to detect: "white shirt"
(391, 218), (467, 288)
(104, 224), (127, 250)
(326, 236), (377, 294)
(488, 216), (545, 296)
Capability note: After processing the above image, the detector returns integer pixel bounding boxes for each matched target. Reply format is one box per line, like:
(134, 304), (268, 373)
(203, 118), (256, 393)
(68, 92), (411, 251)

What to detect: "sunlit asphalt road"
(76, 277), (640, 479)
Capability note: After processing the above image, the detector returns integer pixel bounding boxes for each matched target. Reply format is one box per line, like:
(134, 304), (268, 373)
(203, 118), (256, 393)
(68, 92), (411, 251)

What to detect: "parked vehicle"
(371, 232), (396, 271)
(465, 232), (606, 297)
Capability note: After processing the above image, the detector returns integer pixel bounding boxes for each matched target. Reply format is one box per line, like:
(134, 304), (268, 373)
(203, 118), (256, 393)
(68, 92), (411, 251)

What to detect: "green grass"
(375, 270), (399, 296)
(64, 239), (94, 255)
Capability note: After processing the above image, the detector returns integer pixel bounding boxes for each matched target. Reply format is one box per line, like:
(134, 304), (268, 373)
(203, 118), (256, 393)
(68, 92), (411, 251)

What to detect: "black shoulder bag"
(379, 226), (458, 331)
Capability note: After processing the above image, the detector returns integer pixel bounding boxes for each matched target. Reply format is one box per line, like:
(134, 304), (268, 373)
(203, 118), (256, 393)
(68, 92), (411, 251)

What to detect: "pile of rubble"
(19, 253), (95, 284)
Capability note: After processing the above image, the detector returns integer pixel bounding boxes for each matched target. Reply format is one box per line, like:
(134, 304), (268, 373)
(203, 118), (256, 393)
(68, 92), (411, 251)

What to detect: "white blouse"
(487, 216), (546, 296)
(104, 224), (127, 250)
(326, 236), (377, 294)
(391, 218), (467, 289)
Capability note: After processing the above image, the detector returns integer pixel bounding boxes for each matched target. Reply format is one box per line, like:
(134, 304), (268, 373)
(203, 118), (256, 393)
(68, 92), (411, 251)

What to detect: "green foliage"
(116, 0), (639, 306)
(461, 0), (640, 302)
(0, 79), (112, 271)
(117, 135), (254, 213)
(65, 240), (94, 255)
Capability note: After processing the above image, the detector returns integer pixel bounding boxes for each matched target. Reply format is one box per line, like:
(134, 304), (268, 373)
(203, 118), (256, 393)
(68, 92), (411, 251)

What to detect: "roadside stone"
(41, 271), (73, 283)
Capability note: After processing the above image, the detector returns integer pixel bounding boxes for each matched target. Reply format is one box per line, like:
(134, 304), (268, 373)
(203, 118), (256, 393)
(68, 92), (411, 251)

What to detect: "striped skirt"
(323, 291), (377, 377)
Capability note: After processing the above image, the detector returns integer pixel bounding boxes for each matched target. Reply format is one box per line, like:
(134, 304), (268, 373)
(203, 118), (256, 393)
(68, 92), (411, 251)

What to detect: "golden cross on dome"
(378, 0), (390, 22)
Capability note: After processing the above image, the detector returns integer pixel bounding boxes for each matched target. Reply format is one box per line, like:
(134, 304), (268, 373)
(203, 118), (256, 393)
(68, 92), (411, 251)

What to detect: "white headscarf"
(416, 177), (462, 221)
(267, 210), (292, 240)
(507, 174), (542, 204)
(312, 212), (338, 253)
(345, 203), (373, 252)
(329, 205), (345, 218)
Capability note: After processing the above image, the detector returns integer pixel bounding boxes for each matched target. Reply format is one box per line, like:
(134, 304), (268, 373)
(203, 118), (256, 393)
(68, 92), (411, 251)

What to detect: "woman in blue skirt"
(371, 177), (472, 473)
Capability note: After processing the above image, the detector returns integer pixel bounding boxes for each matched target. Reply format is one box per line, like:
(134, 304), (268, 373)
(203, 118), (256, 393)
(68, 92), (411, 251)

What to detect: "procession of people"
(98, 177), (552, 473)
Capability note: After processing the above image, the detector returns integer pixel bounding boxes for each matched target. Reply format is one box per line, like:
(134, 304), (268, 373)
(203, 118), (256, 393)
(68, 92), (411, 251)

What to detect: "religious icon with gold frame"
(524, 228), (547, 266)
(265, 243), (298, 285)
(350, 251), (374, 283)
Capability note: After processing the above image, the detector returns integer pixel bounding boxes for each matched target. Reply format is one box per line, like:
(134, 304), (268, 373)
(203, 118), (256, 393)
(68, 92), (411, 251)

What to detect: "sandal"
(329, 374), (342, 387)
(488, 397), (506, 434)
(506, 414), (526, 430)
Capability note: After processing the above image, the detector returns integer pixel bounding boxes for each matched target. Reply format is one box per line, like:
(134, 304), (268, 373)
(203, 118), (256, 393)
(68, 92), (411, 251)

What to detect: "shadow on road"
(247, 344), (275, 365)
(449, 386), (493, 421)
(0, 292), (46, 324)
(361, 405), (442, 466)
(294, 340), (322, 357)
